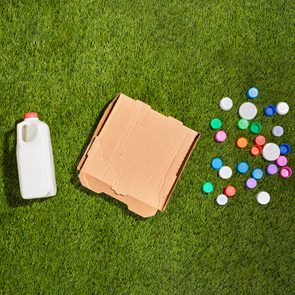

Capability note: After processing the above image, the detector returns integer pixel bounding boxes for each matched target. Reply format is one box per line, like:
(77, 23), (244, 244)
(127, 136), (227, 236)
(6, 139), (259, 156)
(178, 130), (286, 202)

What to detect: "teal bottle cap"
(210, 118), (222, 130)
(202, 181), (214, 193)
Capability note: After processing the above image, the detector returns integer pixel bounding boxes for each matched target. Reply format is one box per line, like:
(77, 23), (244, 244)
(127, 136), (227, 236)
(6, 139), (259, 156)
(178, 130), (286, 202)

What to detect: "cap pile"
(203, 88), (292, 206)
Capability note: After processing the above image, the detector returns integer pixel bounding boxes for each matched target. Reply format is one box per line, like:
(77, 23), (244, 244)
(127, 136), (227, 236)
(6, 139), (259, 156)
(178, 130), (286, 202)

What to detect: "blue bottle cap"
(279, 143), (291, 155)
(251, 168), (264, 180)
(247, 87), (259, 99)
(237, 162), (249, 174)
(211, 157), (223, 170)
(264, 105), (277, 117)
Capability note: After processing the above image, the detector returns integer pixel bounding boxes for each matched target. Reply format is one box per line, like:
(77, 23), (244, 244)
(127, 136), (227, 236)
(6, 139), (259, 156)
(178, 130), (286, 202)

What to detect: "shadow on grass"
(71, 96), (145, 221)
(3, 122), (50, 208)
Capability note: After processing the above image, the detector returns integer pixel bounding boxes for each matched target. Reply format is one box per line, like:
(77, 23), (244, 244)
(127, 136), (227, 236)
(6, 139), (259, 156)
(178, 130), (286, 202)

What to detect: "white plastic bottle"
(16, 112), (56, 199)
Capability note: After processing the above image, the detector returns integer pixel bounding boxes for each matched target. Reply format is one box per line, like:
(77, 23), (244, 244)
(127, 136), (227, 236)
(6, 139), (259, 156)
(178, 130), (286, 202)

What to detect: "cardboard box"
(78, 94), (200, 217)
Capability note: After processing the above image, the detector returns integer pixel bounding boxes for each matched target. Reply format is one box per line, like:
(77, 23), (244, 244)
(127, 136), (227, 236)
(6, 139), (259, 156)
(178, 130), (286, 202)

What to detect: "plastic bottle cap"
(224, 185), (236, 197)
(202, 181), (214, 193)
(276, 102), (289, 115)
(210, 118), (222, 129)
(266, 164), (278, 175)
(245, 178), (257, 189)
(257, 191), (270, 205)
(237, 118), (249, 130)
(239, 102), (258, 120)
(214, 130), (227, 142)
(280, 166), (292, 179)
(276, 155), (288, 167)
(220, 97), (233, 111)
(236, 137), (249, 149)
(247, 87), (259, 99)
(237, 162), (249, 174)
(251, 168), (264, 180)
(272, 126), (284, 137)
(279, 144), (291, 155)
(211, 157), (223, 170)
(216, 194), (228, 205)
(250, 145), (262, 156)
(219, 166), (232, 179)
(24, 112), (38, 119)
(254, 135), (266, 146)
(262, 143), (280, 161)
(264, 105), (276, 117)
(250, 122), (262, 134)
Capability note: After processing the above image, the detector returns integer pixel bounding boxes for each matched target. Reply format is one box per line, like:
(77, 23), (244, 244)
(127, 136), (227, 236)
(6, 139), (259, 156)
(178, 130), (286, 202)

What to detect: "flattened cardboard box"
(78, 94), (200, 217)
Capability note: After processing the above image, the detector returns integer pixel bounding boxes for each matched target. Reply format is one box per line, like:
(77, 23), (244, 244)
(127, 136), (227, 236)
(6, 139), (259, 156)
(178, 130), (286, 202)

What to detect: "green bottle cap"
(238, 118), (249, 130)
(250, 122), (262, 134)
(210, 118), (222, 130)
(202, 181), (214, 193)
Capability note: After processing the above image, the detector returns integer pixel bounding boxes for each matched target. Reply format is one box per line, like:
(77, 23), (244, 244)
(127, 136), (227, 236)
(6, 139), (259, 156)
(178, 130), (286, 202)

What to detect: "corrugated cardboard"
(78, 94), (200, 217)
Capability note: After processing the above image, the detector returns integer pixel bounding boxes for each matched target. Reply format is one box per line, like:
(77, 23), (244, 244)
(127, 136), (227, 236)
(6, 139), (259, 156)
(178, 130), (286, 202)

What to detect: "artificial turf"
(0, 0), (294, 293)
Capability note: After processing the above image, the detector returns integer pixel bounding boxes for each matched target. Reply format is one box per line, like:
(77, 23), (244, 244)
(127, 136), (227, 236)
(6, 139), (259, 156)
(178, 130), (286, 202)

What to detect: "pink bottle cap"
(214, 130), (227, 142)
(280, 166), (293, 179)
(276, 156), (288, 167)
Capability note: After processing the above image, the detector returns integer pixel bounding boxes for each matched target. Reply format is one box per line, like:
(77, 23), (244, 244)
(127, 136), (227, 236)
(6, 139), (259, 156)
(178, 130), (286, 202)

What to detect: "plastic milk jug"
(16, 112), (56, 199)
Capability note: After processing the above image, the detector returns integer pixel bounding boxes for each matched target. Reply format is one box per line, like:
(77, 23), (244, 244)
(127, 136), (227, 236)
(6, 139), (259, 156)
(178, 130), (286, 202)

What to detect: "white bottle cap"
(276, 102), (289, 115)
(256, 191), (270, 205)
(216, 194), (228, 205)
(218, 166), (232, 179)
(272, 126), (284, 137)
(239, 102), (258, 120)
(220, 97), (233, 111)
(262, 143), (280, 161)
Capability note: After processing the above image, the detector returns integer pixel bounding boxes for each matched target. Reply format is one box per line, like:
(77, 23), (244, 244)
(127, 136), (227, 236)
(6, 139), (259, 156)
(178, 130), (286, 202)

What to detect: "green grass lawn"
(0, 0), (294, 293)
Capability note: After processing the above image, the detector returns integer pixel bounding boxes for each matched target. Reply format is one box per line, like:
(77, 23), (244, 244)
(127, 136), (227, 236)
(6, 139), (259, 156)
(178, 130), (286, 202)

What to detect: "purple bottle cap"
(245, 178), (257, 189)
(276, 156), (288, 167)
(214, 130), (227, 142)
(280, 166), (293, 179)
(266, 164), (278, 175)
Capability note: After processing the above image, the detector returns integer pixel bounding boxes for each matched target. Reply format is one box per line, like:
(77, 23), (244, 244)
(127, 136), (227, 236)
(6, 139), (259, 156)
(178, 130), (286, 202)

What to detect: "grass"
(0, 0), (294, 293)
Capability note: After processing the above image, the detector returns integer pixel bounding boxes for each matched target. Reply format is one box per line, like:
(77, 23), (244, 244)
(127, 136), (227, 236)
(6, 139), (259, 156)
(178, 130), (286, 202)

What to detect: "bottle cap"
(210, 118), (222, 129)
(280, 167), (292, 179)
(216, 194), (228, 205)
(219, 166), (232, 179)
(236, 137), (249, 149)
(237, 118), (249, 130)
(219, 97), (233, 111)
(250, 122), (262, 134)
(266, 164), (278, 175)
(257, 191), (270, 204)
(276, 102), (289, 115)
(250, 145), (262, 156)
(211, 157), (223, 170)
(237, 162), (249, 174)
(24, 112), (38, 119)
(262, 143), (281, 161)
(239, 102), (258, 120)
(276, 156), (288, 167)
(224, 185), (236, 197)
(264, 105), (276, 116)
(202, 181), (214, 193)
(279, 143), (291, 155)
(247, 87), (259, 99)
(245, 178), (257, 189)
(251, 168), (264, 180)
(214, 130), (227, 142)
(272, 126), (284, 137)
(254, 135), (266, 146)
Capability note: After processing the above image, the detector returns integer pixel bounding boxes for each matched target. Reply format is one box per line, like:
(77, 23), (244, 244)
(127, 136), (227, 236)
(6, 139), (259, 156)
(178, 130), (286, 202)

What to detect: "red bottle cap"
(254, 135), (266, 146)
(24, 112), (38, 119)
(250, 145), (262, 156)
(224, 185), (236, 197)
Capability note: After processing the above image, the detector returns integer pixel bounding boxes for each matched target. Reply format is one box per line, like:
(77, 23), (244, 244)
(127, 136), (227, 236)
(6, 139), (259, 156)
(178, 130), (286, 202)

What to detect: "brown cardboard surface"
(78, 94), (200, 217)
